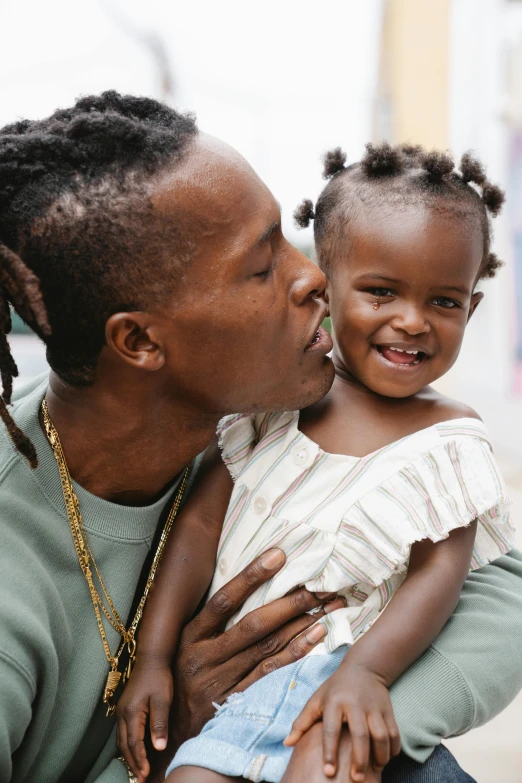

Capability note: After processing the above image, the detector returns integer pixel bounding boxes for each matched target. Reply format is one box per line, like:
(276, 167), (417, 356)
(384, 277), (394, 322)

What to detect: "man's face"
(150, 136), (334, 415)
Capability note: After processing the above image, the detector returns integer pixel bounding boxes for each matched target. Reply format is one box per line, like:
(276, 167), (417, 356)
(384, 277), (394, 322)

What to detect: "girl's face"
(326, 204), (484, 399)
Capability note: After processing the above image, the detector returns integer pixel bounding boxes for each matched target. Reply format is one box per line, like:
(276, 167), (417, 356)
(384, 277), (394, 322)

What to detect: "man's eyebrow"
(255, 220), (281, 248)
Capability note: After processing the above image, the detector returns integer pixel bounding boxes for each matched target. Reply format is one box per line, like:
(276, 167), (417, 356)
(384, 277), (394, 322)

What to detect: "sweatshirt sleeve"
(0, 652), (34, 783)
(389, 549), (522, 762)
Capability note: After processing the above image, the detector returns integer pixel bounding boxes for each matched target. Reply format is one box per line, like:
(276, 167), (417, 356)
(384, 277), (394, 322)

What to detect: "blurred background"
(1, 0), (521, 779)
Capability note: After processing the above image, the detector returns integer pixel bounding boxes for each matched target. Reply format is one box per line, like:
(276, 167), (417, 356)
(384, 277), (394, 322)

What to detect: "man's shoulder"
(0, 374), (61, 627)
(0, 373), (48, 468)
(11, 372), (49, 404)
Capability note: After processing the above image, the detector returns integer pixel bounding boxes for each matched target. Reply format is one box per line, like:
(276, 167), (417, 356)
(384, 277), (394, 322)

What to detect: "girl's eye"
(433, 296), (460, 309)
(367, 287), (394, 298)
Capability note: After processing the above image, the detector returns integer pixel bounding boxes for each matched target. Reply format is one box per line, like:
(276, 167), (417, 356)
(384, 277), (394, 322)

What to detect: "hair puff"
(480, 252), (504, 279)
(460, 152), (486, 186)
(421, 150), (454, 178)
(322, 148), (347, 180)
(482, 183), (505, 217)
(361, 142), (403, 177)
(293, 198), (315, 229)
(400, 143), (423, 158)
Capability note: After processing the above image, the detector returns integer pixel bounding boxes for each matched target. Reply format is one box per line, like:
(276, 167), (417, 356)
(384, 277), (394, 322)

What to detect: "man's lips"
(304, 304), (332, 354)
(305, 325), (333, 354)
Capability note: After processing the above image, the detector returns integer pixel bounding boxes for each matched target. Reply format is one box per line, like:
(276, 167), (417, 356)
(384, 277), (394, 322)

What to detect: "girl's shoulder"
(371, 389), (487, 452)
(413, 387), (482, 428)
(367, 391), (491, 473)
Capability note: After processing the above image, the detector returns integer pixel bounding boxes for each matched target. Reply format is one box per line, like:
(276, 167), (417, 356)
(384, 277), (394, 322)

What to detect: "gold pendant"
(123, 637), (137, 685)
(103, 667), (122, 717)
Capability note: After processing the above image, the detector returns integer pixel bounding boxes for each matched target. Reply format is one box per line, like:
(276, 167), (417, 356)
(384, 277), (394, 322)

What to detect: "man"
(0, 92), (520, 783)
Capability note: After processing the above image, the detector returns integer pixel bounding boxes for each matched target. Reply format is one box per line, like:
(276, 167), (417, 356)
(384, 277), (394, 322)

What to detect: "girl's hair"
(0, 91), (198, 466)
(294, 142), (504, 280)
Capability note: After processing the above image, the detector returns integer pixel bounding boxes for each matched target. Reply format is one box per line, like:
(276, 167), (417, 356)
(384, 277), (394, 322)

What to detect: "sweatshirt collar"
(11, 375), (184, 542)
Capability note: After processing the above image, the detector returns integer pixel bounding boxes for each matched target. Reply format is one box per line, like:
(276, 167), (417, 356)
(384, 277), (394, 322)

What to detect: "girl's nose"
(390, 305), (431, 335)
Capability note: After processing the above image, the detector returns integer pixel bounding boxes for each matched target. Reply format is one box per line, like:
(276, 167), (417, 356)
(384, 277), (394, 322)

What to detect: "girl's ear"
(468, 291), (484, 322)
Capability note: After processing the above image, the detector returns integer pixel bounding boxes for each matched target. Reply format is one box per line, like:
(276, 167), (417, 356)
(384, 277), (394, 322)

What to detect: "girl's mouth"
(375, 345), (427, 367)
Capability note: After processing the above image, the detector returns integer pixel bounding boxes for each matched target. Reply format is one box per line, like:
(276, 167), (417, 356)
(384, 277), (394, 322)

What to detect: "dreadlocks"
(294, 142), (505, 281)
(0, 91), (198, 466)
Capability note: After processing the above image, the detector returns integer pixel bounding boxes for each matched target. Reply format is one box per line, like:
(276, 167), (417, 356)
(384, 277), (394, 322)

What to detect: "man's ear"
(105, 312), (165, 371)
(468, 291), (484, 322)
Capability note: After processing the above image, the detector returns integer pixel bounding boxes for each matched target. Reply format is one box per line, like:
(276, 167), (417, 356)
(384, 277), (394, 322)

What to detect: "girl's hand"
(284, 662), (401, 781)
(116, 655), (174, 782)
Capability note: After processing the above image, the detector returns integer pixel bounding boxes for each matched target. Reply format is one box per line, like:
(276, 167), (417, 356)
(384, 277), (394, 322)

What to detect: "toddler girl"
(117, 143), (515, 783)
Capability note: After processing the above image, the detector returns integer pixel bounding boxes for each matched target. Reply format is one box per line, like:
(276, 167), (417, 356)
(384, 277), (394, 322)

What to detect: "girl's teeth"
(388, 347), (418, 355)
(377, 345), (425, 366)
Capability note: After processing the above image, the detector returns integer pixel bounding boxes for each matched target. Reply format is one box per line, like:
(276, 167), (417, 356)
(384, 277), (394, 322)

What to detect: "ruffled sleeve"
(307, 431), (515, 593)
(216, 413), (270, 481)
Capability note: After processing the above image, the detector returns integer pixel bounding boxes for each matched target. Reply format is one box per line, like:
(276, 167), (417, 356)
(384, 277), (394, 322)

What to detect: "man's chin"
(263, 357), (335, 414)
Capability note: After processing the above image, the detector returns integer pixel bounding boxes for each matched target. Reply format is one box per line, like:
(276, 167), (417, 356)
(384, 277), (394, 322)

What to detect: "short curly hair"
(0, 91), (198, 465)
(294, 142), (505, 281)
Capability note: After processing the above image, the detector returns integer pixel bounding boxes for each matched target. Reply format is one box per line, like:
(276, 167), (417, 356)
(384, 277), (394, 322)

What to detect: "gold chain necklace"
(41, 398), (189, 716)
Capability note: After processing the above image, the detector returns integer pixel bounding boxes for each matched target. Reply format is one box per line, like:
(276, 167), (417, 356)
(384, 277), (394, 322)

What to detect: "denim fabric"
(166, 647), (476, 783)
(384, 745), (476, 783)
(167, 647), (348, 781)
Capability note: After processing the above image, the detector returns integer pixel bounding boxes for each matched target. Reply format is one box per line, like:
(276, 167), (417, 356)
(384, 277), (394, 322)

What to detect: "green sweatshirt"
(1, 377), (522, 782)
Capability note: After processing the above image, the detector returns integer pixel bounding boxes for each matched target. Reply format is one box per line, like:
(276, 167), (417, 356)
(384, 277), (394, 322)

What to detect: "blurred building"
(374, 0), (522, 464)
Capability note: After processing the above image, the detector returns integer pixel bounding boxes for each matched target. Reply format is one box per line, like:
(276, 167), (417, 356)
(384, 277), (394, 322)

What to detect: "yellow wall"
(377, 0), (450, 149)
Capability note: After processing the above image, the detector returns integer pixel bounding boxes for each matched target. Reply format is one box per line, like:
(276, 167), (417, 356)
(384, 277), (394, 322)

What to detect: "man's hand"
(150, 548), (343, 781)
(284, 663), (400, 781)
(171, 548), (343, 745)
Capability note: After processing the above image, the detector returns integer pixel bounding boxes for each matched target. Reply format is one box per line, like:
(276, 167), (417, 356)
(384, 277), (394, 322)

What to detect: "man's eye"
(253, 264), (274, 279)
(433, 297), (459, 309)
(368, 287), (394, 298)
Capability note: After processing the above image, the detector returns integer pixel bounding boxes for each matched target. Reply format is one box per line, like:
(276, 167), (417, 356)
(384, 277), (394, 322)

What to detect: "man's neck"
(44, 372), (218, 506)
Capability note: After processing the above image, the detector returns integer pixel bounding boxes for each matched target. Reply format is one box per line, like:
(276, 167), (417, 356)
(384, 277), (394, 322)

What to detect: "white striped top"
(209, 412), (515, 654)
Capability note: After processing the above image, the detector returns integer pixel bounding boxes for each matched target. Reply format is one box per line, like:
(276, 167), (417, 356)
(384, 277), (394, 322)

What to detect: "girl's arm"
(116, 438), (233, 782)
(390, 548), (522, 761)
(136, 438), (232, 660)
(285, 522), (477, 782)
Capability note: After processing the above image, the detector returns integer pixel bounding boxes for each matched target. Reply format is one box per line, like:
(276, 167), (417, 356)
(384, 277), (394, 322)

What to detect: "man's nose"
(390, 304), (431, 335)
(289, 251), (327, 305)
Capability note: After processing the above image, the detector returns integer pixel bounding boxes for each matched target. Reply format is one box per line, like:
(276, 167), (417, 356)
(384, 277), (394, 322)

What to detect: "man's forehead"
(159, 133), (258, 189)
(151, 133), (275, 232)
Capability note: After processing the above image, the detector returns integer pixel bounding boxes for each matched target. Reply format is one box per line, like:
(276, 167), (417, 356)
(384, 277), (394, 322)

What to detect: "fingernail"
(324, 763), (336, 777)
(154, 737), (167, 750)
(260, 549), (285, 569)
(324, 597), (346, 614)
(315, 592), (336, 600)
(305, 623), (327, 643)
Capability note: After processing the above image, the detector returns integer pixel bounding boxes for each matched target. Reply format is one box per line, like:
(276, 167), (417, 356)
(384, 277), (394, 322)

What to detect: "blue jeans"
(383, 745), (476, 782)
(168, 648), (477, 782)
